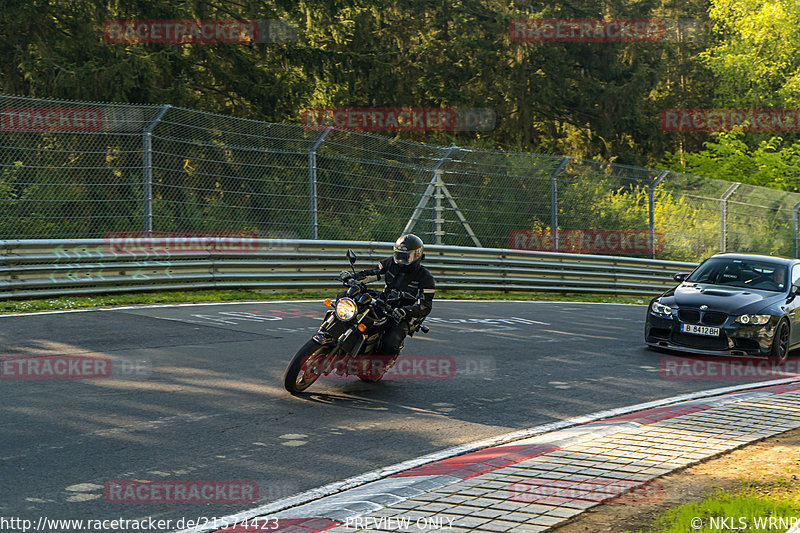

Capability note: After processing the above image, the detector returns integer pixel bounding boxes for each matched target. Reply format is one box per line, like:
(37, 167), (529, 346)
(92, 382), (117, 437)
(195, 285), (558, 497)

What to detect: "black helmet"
(393, 234), (424, 270)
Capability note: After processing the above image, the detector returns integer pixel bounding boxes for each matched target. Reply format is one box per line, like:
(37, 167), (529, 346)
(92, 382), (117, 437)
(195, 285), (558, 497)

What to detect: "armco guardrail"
(0, 239), (696, 299)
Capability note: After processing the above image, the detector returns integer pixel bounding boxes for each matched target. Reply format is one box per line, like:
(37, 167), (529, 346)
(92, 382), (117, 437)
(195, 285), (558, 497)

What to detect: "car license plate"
(681, 323), (720, 336)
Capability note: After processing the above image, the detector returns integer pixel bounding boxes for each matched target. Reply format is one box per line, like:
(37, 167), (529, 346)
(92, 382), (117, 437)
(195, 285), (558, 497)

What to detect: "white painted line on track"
(436, 299), (647, 305)
(0, 300), (322, 317)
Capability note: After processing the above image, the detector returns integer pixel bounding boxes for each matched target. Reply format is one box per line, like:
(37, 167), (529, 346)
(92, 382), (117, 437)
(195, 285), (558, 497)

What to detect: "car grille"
(677, 310), (700, 323)
(701, 312), (727, 326)
(677, 309), (728, 326)
(672, 332), (728, 350)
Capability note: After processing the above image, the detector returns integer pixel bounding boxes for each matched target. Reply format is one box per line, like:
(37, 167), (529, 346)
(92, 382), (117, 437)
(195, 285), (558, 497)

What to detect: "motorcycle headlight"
(735, 314), (771, 326)
(335, 298), (358, 321)
(650, 301), (673, 317)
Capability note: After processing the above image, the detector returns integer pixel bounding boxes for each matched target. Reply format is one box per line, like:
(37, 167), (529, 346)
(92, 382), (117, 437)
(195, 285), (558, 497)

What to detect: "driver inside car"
(339, 234), (435, 356)
(769, 267), (787, 290)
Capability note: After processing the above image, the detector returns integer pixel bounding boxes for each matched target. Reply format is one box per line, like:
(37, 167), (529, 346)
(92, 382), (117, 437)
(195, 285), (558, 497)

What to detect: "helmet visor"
(393, 248), (420, 265)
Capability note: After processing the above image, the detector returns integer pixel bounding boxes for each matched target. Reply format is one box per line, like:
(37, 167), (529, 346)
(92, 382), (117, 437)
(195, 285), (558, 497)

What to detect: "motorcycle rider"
(339, 234), (435, 355)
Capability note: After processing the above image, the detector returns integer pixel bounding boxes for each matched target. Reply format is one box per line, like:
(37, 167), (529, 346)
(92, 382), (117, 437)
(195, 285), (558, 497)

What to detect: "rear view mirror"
(346, 249), (357, 265)
(673, 273), (689, 283)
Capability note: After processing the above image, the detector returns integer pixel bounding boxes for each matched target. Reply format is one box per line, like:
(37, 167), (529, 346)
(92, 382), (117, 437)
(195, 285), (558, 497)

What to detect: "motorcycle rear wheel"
(284, 340), (329, 394)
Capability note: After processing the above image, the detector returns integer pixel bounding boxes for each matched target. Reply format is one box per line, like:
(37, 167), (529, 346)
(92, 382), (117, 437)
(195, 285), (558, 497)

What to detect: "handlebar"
(331, 277), (420, 314)
(329, 278), (429, 332)
(386, 288), (418, 301)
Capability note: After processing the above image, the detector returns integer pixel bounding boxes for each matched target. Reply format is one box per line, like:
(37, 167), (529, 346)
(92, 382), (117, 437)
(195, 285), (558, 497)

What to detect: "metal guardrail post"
(404, 144), (457, 236)
(308, 127), (332, 240)
(720, 183), (741, 253)
(550, 157), (570, 252)
(793, 201), (800, 258)
(142, 105), (171, 233)
(649, 170), (670, 259)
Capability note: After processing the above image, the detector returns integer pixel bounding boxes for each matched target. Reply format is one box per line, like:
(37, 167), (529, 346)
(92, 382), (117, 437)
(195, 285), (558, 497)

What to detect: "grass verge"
(628, 484), (800, 533)
(0, 288), (649, 314)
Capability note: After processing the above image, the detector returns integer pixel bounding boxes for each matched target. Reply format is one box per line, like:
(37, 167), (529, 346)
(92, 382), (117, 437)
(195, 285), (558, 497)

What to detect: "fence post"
(719, 183), (740, 253)
(308, 127), (332, 239)
(142, 105), (171, 233)
(433, 169), (444, 245)
(549, 157), (569, 252)
(649, 170), (669, 259)
(793, 201), (800, 258)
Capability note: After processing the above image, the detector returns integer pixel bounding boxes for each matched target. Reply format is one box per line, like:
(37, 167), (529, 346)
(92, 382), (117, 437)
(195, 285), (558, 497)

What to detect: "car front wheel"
(770, 319), (790, 365)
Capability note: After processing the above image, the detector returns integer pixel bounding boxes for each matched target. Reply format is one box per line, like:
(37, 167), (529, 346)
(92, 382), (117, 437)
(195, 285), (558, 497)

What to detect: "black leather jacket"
(354, 257), (435, 319)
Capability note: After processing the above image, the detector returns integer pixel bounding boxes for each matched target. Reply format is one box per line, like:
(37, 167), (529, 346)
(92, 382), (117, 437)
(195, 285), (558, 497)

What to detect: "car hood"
(660, 283), (786, 314)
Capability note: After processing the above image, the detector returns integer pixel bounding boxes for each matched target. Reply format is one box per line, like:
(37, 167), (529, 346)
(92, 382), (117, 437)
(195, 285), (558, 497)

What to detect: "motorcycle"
(283, 249), (429, 394)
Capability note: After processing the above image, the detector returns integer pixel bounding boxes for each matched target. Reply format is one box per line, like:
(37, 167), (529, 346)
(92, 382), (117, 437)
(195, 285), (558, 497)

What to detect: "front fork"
(312, 311), (338, 346)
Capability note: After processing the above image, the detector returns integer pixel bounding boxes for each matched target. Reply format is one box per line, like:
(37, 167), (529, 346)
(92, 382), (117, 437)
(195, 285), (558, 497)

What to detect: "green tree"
(0, 0), (719, 164)
(664, 132), (800, 191)
(704, 0), (800, 108)
(667, 0), (800, 187)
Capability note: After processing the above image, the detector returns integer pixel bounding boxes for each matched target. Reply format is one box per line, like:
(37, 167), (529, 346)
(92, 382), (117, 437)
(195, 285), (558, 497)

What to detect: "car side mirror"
(673, 273), (689, 283)
(791, 284), (800, 297)
(346, 249), (357, 265)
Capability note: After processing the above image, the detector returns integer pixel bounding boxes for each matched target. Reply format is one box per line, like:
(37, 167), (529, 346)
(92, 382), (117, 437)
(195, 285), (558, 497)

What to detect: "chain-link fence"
(1, 93), (798, 262)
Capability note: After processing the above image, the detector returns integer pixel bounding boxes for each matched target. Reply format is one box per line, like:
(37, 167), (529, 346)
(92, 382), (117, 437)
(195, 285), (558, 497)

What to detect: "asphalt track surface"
(0, 300), (792, 528)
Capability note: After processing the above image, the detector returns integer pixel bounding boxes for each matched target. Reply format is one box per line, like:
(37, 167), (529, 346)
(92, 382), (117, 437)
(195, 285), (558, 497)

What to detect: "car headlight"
(735, 314), (771, 325)
(335, 298), (358, 321)
(650, 301), (673, 317)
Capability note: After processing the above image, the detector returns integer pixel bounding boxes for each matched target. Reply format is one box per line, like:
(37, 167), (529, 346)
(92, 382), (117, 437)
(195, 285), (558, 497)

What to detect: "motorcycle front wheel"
(283, 340), (329, 394)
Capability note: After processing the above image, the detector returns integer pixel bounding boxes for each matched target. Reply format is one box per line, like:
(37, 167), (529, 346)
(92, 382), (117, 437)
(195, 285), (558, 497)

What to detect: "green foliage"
(4, 0), (800, 262)
(562, 178), (720, 261)
(0, 0), (716, 164)
(0, 161), (22, 205)
(664, 132), (800, 191)
(664, 0), (800, 198)
(628, 487), (800, 533)
(0, 288), (646, 314)
(704, 0), (800, 108)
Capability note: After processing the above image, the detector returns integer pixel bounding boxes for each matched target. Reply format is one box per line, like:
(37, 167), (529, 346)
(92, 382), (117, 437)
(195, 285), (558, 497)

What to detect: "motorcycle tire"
(284, 340), (329, 394)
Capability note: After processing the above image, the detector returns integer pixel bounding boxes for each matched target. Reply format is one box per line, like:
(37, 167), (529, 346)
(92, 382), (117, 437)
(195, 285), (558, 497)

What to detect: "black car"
(645, 253), (800, 362)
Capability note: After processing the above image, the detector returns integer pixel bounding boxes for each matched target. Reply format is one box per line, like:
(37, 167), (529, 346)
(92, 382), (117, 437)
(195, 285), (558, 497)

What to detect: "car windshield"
(687, 258), (788, 292)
